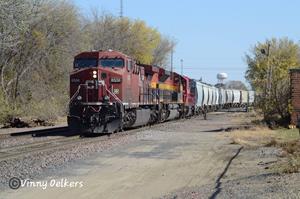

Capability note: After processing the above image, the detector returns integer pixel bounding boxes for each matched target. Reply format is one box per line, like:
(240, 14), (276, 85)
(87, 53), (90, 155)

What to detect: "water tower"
(217, 72), (228, 84)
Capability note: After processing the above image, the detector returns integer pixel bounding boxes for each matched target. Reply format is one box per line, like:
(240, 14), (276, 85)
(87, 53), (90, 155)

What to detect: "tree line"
(0, 0), (175, 124)
(1, 1), (297, 127)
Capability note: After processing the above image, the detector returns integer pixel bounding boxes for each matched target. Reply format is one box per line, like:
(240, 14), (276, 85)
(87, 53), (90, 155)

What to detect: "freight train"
(68, 50), (255, 134)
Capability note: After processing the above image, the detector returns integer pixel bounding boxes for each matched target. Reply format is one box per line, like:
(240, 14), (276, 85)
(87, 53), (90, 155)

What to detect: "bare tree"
(85, 12), (174, 65)
(152, 36), (176, 68)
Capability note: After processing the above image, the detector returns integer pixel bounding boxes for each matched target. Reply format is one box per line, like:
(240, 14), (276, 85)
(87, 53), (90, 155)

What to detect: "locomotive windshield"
(100, 58), (124, 68)
(74, 58), (98, 68)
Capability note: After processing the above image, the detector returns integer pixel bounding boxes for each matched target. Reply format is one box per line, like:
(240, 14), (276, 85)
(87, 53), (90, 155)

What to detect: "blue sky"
(73, 0), (300, 86)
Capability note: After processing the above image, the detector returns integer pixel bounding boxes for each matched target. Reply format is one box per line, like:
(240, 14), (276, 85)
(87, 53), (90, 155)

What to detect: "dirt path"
(2, 112), (251, 199)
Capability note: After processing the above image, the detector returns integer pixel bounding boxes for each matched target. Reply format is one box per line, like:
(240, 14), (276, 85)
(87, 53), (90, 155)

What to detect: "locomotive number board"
(111, 78), (122, 83)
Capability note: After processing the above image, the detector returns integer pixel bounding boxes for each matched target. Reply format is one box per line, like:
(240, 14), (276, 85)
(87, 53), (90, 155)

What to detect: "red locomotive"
(68, 50), (196, 134)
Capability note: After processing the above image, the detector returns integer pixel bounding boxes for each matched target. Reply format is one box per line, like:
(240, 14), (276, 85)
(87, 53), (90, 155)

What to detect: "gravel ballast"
(0, 129), (154, 190)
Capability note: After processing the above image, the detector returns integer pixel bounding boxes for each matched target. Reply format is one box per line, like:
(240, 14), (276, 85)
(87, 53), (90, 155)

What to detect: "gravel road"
(1, 112), (299, 199)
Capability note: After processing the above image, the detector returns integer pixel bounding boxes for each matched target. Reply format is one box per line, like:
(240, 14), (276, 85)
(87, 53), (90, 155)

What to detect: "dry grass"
(227, 126), (300, 173)
(228, 126), (278, 147)
(230, 111), (262, 125)
(54, 116), (67, 125)
(228, 127), (300, 147)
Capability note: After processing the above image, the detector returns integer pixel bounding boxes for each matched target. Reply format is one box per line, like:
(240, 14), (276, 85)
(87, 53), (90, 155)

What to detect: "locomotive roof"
(75, 50), (130, 59)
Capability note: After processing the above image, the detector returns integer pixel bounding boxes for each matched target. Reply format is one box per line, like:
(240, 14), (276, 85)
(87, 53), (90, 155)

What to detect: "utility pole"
(261, 42), (271, 119)
(120, 0), (123, 18)
(170, 50), (173, 79)
(180, 59), (183, 76)
(261, 42), (271, 96)
(267, 43), (271, 95)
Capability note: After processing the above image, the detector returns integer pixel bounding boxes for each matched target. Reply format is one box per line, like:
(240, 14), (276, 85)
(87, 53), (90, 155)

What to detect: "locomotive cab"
(68, 50), (130, 134)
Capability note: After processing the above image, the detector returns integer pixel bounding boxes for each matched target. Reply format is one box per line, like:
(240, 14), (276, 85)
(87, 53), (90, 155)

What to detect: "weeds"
(276, 155), (300, 174)
(264, 138), (278, 147)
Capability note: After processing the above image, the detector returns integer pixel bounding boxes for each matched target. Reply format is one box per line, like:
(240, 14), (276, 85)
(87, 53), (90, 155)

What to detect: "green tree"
(245, 38), (300, 123)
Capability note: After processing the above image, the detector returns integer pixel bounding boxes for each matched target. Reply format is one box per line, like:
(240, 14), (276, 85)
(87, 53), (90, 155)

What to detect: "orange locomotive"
(68, 50), (196, 134)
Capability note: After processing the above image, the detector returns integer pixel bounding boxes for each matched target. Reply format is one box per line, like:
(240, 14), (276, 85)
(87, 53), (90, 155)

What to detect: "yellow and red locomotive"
(68, 50), (196, 134)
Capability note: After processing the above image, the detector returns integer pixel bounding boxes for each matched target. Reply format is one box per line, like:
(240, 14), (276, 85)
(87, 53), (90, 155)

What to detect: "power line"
(170, 50), (173, 79)
(180, 59), (183, 75)
(172, 67), (246, 71)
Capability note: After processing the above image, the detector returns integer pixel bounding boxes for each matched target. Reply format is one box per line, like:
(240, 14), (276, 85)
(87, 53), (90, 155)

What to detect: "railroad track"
(0, 118), (185, 162)
(0, 126), (80, 161)
(0, 135), (80, 161)
(0, 126), (72, 139)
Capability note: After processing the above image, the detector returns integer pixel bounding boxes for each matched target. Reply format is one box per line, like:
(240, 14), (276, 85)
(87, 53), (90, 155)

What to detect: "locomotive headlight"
(104, 95), (110, 101)
(92, 70), (97, 79)
(77, 95), (82, 100)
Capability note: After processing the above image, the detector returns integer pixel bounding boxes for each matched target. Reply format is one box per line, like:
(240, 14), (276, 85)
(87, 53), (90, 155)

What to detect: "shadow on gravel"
(10, 127), (79, 137)
(224, 172), (280, 183)
(201, 125), (255, 133)
(80, 132), (112, 138)
(201, 128), (227, 132)
(209, 146), (243, 199)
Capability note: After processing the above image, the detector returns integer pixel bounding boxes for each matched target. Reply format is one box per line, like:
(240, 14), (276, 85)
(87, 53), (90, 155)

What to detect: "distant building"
(290, 68), (300, 125)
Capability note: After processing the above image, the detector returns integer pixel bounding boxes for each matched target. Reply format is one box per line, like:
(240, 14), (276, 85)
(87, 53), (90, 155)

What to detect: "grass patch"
(228, 127), (278, 147)
(228, 127), (299, 147)
(274, 128), (300, 141)
(230, 111), (262, 125)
